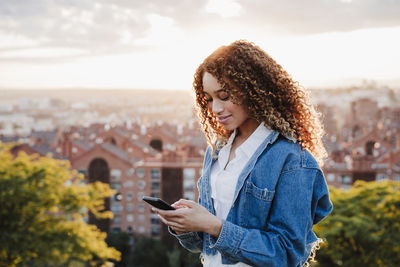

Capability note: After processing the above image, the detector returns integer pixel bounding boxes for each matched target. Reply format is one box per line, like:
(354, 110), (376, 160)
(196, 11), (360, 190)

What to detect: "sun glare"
(205, 0), (242, 18)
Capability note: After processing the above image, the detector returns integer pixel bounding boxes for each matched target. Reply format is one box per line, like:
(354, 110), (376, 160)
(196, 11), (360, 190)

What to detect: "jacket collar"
(213, 129), (280, 158)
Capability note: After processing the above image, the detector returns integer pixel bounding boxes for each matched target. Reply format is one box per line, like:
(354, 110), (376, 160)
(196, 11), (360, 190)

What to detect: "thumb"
(175, 198), (196, 208)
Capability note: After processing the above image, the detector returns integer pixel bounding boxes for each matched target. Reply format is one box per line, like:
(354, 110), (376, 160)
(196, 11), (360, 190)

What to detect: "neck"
(237, 118), (260, 141)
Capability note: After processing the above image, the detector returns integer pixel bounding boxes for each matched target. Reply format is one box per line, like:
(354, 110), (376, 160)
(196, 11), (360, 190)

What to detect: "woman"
(153, 40), (332, 267)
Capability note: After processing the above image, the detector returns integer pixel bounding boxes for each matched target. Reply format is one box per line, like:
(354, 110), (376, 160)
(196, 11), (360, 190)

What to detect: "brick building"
(5, 121), (206, 241)
(62, 122), (206, 240)
(5, 95), (399, 238)
(323, 98), (400, 189)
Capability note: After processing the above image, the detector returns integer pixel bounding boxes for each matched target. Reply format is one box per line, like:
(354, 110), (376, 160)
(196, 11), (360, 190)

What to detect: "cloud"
(238, 0), (400, 34)
(0, 0), (399, 62)
(0, 0), (152, 55)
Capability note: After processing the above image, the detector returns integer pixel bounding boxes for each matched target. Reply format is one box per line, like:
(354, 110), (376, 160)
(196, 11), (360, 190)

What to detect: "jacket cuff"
(168, 226), (203, 242)
(208, 220), (244, 255)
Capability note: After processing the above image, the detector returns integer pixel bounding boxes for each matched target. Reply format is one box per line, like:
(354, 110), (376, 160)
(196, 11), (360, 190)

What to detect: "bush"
(314, 180), (400, 267)
(0, 143), (120, 266)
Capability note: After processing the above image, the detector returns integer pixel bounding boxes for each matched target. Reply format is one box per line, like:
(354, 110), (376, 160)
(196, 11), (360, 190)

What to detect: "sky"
(1, 0), (400, 90)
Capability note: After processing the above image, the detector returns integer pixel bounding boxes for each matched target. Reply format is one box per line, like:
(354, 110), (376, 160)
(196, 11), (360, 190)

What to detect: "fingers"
(157, 214), (181, 228)
(153, 207), (179, 217)
(171, 203), (187, 209)
(156, 213), (187, 231)
(174, 198), (196, 208)
(170, 226), (186, 235)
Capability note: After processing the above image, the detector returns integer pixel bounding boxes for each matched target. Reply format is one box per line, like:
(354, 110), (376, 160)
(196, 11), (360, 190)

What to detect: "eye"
(202, 94), (212, 103)
(218, 91), (230, 101)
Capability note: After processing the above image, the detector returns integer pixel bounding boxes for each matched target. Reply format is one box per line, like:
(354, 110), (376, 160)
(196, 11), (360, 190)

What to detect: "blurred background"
(0, 0), (399, 266)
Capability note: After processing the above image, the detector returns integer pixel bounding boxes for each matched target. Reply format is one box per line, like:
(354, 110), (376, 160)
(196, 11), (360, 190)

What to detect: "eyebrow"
(204, 89), (225, 95)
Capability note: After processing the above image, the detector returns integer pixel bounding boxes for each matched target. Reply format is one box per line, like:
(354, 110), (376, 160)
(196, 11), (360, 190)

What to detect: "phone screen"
(142, 196), (175, 210)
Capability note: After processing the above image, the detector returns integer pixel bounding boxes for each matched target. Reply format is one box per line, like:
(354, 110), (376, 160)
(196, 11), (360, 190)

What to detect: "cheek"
(234, 105), (249, 120)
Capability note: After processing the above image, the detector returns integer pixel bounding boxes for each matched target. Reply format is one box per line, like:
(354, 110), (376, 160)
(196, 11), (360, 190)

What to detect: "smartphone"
(142, 196), (175, 210)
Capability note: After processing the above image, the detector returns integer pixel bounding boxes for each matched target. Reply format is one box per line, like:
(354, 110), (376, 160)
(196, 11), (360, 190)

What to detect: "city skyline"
(1, 0), (400, 90)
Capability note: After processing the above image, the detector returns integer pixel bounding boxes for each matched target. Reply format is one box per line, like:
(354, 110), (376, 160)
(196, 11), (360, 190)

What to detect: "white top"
(203, 122), (272, 267)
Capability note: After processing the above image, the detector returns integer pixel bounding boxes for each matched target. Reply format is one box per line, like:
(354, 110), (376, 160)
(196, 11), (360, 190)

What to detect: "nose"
(212, 99), (224, 114)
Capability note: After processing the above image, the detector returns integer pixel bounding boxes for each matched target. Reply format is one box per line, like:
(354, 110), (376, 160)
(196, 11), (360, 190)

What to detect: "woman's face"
(202, 72), (251, 132)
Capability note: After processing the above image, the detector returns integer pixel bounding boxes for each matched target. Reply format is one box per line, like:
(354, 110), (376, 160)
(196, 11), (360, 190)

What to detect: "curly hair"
(193, 40), (327, 165)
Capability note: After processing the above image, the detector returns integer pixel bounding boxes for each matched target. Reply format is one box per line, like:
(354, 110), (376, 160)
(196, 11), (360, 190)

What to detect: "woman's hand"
(153, 199), (222, 237)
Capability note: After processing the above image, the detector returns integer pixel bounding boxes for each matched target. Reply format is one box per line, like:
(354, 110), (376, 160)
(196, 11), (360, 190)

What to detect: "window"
(151, 192), (160, 198)
(139, 226), (145, 233)
(113, 215), (121, 224)
(137, 168), (145, 178)
(327, 173), (335, 182)
(124, 180), (134, 187)
(150, 139), (162, 152)
(184, 179), (195, 191)
(151, 181), (160, 190)
(111, 182), (121, 191)
(138, 180), (146, 190)
(151, 169), (161, 179)
(366, 141), (375, 156)
(184, 168), (196, 179)
(184, 191), (195, 200)
(151, 218), (160, 224)
(127, 214), (134, 222)
(339, 175), (352, 185)
(127, 226), (134, 233)
(151, 225), (161, 236)
(139, 215), (145, 221)
(394, 175), (400, 182)
(137, 192), (144, 201)
(111, 169), (121, 180)
(138, 204), (145, 213)
(184, 168), (196, 190)
(78, 168), (87, 177)
(376, 174), (388, 181)
(112, 227), (121, 233)
(126, 192), (133, 201)
(111, 204), (123, 214)
(127, 203), (134, 212)
(127, 168), (134, 176)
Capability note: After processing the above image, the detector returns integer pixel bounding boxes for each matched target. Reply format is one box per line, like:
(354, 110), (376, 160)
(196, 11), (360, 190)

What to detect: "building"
(323, 98), (400, 189)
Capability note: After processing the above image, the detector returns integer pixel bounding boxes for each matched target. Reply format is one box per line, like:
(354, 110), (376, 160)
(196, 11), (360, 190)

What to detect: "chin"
(222, 124), (236, 131)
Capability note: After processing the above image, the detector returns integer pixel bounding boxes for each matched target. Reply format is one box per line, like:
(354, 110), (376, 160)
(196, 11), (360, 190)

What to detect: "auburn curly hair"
(193, 40), (327, 165)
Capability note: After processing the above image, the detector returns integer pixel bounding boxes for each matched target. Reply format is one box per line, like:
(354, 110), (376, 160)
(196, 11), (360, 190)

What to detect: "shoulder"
(260, 135), (321, 173)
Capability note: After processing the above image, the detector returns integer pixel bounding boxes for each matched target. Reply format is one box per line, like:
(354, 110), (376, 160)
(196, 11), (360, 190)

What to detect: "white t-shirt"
(203, 122), (272, 267)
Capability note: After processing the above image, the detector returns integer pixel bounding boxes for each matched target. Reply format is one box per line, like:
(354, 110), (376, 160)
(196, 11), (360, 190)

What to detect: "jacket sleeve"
(167, 178), (205, 253)
(166, 147), (212, 253)
(207, 168), (332, 267)
(168, 227), (204, 253)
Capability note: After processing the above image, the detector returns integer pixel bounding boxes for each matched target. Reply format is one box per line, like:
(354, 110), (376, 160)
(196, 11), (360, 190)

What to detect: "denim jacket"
(169, 130), (332, 267)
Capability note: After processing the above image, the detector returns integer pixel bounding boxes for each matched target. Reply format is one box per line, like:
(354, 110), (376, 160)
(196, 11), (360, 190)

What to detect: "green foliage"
(132, 235), (202, 267)
(314, 180), (400, 267)
(178, 246), (203, 267)
(0, 143), (120, 267)
(106, 232), (132, 267)
(132, 236), (169, 267)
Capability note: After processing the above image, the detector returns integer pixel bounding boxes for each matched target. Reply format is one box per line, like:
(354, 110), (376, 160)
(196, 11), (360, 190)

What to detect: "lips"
(217, 115), (231, 124)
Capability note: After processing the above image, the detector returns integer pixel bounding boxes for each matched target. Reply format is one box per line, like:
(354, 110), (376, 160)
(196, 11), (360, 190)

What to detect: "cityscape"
(0, 83), (399, 266)
(1, 83), (399, 239)
(1, 0), (400, 265)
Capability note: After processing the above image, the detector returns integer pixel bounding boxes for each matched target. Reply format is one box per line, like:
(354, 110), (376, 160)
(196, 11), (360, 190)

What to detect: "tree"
(106, 232), (132, 267)
(132, 235), (169, 267)
(314, 180), (400, 267)
(0, 143), (121, 266)
(131, 234), (202, 267)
